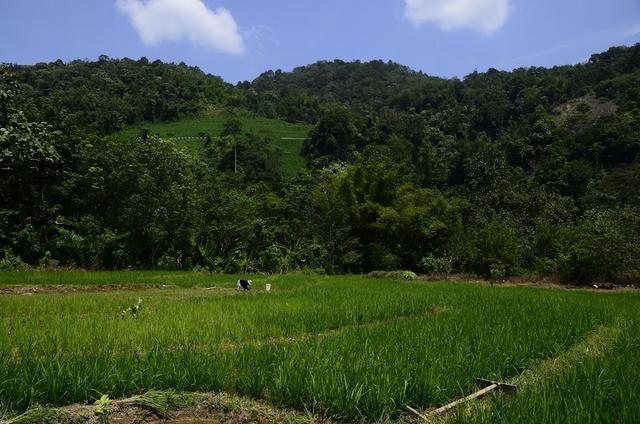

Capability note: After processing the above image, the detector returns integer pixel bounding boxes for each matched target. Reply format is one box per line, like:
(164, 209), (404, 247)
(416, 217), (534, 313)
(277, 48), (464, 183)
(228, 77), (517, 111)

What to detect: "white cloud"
(116, 0), (244, 55)
(404, 0), (509, 35)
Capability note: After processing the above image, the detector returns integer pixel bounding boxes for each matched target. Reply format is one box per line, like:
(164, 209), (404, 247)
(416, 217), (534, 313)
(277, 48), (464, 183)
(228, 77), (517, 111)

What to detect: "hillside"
(10, 56), (235, 134)
(110, 113), (310, 176)
(245, 45), (640, 131)
(1, 44), (639, 281)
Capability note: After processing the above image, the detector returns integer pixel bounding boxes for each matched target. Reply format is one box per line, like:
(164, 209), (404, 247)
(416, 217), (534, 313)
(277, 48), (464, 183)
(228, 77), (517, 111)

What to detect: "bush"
(556, 208), (640, 284)
(258, 244), (290, 274)
(419, 255), (453, 274)
(191, 265), (211, 274)
(386, 270), (418, 280)
(469, 220), (524, 278)
(157, 254), (180, 271)
(0, 249), (27, 270)
(368, 244), (400, 271)
(367, 270), (418, 280)
(38, 251), (59, 270)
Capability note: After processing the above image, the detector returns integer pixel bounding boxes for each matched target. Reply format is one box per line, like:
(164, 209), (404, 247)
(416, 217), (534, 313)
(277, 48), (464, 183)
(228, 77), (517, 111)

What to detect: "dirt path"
(1, 391), (333, 424)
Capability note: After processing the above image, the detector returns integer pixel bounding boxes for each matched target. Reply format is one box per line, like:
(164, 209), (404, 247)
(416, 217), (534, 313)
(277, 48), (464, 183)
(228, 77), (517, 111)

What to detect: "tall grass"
(1, 275), (639, 421)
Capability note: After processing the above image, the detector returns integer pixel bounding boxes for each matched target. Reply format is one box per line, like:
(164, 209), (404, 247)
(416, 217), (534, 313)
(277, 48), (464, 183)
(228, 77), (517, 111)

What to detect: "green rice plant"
(223, 288), (628, 420)
(0, 274), (639, 422)
(454, 319), (640, 423)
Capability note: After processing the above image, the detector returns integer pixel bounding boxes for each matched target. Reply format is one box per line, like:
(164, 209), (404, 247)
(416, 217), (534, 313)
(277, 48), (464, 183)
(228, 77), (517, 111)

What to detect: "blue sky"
(1, 0), (639, 83)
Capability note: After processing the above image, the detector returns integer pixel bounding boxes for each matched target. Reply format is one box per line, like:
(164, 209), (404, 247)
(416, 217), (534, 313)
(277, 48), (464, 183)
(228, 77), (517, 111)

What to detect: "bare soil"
(2, 392), (332, 424)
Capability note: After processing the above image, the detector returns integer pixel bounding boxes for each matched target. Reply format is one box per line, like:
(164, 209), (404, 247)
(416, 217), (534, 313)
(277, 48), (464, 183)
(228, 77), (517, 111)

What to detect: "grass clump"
(134, 391), (179, 418)
(6, 407), (70, 424)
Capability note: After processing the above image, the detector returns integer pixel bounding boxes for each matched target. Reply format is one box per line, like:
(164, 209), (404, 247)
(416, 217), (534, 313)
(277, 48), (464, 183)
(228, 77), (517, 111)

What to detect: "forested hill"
(1, 45), (639, 283)
(10, 56), (235, 134)
(245, 44), (640, 126)
(9, 44), (640, 135)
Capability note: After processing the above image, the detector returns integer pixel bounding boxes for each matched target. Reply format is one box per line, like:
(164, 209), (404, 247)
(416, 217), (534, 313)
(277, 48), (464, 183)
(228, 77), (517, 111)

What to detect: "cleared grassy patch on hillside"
(1, 273), (639, 422)
(110, 115), (311, 176)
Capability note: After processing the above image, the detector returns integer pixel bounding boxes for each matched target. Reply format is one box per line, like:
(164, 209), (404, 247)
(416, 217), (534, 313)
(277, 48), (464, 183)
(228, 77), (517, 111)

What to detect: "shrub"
(419, 255), (453, 274)
(469, 220), (524, 278)
(258, 244), (290, 274)
(0, 249), (26, 271)
(191, 265), (210, 274)
(157, 254), (179, 271)
(368, 244), (400, 271)
(556, 208), (640, 284)
(385, 270), (418, 280)
(367, 270), (417, 280)
(38, 251), (59, 270)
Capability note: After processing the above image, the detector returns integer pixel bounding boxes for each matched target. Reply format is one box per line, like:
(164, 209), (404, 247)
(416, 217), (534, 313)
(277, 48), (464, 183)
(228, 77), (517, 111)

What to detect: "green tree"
(303, 104), (362, 165)
(0, 67), (63, 262)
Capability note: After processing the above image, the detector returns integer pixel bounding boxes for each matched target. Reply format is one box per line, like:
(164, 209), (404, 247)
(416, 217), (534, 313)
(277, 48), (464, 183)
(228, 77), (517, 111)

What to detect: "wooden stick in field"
(406, 378), (517, 421)
(405, 405), (430, 421)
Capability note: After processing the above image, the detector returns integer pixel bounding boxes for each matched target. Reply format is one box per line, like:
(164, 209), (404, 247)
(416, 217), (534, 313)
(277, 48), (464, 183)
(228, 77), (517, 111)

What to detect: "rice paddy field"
(110, 114), (310, 176)
(1, 272), (639, 423)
